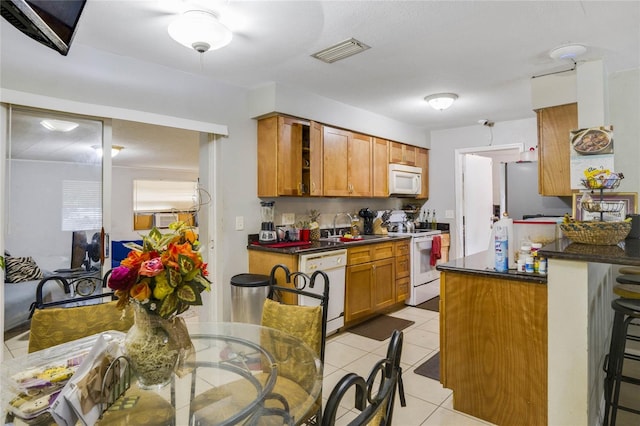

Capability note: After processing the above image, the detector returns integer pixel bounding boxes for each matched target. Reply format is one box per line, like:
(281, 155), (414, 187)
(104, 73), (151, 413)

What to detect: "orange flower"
(162, 242), (202, 270)
(130, 281), (151, 302)
(121, 250), (153, 269)
(183, 229), (197, 244)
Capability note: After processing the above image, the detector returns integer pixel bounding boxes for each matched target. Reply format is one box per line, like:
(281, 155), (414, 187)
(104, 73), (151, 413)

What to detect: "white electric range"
(387, 229), (442, 305)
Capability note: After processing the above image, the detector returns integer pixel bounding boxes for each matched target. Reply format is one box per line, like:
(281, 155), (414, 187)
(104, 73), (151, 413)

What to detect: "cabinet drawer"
(348, 245), (372, 265)
(395, 254), (410, 279)
(371, 242), (394, 261)
(395, 240), (410, 256)
(396, 276), (410, 302)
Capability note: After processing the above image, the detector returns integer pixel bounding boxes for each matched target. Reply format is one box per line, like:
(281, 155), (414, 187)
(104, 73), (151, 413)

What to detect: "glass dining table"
(2, 322), (323, 425)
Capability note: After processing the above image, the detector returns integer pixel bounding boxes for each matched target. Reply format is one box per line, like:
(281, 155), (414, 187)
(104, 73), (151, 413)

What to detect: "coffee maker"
(259, 201), (277, 244)
(358, 208), (377, 235)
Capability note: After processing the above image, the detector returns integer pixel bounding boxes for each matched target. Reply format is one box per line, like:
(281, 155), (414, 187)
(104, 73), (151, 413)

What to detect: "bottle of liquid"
(494, 217), (509, 272)
(431, 210), (437, 230)
(425, 210), (431, 226)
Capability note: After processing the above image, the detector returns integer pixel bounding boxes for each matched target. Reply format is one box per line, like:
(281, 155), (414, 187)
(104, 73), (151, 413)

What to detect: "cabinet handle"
(311, 182), (316, 193)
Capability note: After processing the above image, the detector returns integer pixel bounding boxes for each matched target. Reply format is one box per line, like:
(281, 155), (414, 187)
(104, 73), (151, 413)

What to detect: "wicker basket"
(560, 221), (631, 245)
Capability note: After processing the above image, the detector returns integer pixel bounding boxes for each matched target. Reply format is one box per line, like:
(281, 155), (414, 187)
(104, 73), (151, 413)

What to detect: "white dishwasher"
(298, 249), (347, 336)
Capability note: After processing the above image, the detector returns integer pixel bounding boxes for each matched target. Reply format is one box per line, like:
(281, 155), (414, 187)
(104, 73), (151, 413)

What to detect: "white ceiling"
(2, 1), (640, 168)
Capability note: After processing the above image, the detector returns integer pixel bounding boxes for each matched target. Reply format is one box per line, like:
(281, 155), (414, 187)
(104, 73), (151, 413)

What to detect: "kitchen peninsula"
(438, 238), (640, 425)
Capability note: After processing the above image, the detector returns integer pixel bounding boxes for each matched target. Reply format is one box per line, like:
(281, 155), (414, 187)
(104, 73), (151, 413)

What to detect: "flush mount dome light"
(40, 119), (79, 132)
(93, 145), (124, 158)
(424, 93), (458, 111)
(549, 44), (587, 60)
(168, 10), (232, 53)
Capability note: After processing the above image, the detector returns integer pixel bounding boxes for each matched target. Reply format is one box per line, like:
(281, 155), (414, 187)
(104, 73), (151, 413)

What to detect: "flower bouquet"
(108, 222), (210, 388)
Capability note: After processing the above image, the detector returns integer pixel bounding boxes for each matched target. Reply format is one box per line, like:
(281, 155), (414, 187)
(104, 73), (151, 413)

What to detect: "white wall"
(427, 118), (538, 257)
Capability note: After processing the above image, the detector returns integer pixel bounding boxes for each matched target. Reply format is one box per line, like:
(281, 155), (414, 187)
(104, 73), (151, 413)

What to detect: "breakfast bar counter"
(437, 239), (640, 425)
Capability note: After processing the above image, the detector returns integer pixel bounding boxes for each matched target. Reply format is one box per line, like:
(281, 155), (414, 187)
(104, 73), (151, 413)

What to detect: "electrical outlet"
(235, 216), (244, 230)
(445, 210), (455, 219)
(282, 213), (295, 225)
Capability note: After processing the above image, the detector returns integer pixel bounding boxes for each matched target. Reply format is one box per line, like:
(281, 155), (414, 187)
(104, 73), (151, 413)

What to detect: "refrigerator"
(503, 161), (572, 220)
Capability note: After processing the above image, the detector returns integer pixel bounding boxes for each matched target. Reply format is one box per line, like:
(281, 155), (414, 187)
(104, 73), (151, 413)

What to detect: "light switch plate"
(445, 210), (455, 219)
(282, 213), (295, 225)
(235, 216), (244, 230)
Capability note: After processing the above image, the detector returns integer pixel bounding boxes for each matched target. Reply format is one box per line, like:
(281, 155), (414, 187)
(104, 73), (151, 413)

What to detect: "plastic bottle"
(531, 243), (542, 273)
(494, 217), (509, 272)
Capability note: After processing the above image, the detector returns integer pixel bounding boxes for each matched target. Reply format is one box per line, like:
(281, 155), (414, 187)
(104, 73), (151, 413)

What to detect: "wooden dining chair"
(321, 330), (406, 426)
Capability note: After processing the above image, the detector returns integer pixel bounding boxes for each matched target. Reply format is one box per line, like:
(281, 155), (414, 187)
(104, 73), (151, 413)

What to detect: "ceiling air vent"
(311, 38), (371, 63)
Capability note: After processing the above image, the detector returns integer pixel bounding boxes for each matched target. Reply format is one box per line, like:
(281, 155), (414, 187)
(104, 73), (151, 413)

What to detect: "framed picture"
(572, 192), (638, 221)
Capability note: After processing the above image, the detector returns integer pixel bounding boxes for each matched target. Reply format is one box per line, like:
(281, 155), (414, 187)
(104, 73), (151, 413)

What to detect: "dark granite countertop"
(539, 238), (640, 266)
(436, 251), (547, 284)
(247, 234), (412, 255)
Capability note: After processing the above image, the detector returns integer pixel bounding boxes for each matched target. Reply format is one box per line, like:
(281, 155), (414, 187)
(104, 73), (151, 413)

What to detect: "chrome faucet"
(333, 212), (354, 236)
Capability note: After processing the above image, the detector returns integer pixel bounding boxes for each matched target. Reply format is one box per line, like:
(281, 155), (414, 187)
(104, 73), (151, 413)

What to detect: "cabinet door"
(372, 138), (389, 197)
(415, 147), (429, 199)
(536, 103), (577, 196)
(257, 116), (278, 197)
(308, 121), (323, 196)
(349, 132), (372, 197)
(389, 142), (416, 166)
(373, 258), (395, 310)
(277, 116), (304, 196)
(389, 142), (404, 164)
(323, 126), (350, 196)
(345, 263), (374, 323)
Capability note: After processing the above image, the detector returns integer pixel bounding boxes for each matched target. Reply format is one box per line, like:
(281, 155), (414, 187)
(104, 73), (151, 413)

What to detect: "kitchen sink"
(319, 235), (389, 243)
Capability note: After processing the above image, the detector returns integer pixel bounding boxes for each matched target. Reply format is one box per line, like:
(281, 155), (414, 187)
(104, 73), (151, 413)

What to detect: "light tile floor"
(4, 305), (640, 425)
(322, 306), (494, 426)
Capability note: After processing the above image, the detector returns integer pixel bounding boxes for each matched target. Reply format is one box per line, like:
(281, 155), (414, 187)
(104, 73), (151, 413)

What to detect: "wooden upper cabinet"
(323, 127), (372, 197)
(389, 141), (416, 166)
(323, 126), (351, 196)
(415, 147), (429, 199)
(536, 103), (578, 196)
(349, 132), (373, 196)
(257, 115), (320, 197)
(308, 121), (323, 196)
(372, 138), (389, 197)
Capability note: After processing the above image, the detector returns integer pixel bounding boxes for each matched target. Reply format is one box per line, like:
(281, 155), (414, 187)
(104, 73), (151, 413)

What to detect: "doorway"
(454, 144), (522, 259)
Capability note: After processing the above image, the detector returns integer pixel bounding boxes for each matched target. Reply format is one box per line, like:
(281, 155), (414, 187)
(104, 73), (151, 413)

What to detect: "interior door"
(463, 154), (493, 256)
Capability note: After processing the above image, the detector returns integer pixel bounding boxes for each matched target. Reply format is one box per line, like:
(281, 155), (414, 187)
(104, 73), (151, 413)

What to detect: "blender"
(259, 201), (277, 244)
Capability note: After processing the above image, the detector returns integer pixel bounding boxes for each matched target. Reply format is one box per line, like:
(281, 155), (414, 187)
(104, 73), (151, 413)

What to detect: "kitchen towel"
(430, 235), (441, 266)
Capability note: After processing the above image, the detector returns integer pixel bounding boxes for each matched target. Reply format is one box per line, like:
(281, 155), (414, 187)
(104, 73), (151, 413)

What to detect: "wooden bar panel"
(440, 272), (547, 425)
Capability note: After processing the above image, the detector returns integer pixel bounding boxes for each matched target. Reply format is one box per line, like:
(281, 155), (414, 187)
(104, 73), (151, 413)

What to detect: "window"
(62, 180), (102, 231)
(133, 180), (198, 229)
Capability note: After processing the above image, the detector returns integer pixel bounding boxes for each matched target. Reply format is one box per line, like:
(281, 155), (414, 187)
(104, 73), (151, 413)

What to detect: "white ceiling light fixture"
(168, 10), (232, 53)
(424, 93), (458, 111)
(549, 44), (587, 60)
(40, 119), (79, 132)
(93, 145), (124, 158)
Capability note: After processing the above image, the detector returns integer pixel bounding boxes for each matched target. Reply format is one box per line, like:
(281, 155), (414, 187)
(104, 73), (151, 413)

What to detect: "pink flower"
(108, 266), (137, 291)
(139, 257), (164, 277)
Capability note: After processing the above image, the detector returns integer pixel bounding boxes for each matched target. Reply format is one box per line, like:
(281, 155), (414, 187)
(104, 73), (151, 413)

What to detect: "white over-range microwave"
(388, 164), (422, 196)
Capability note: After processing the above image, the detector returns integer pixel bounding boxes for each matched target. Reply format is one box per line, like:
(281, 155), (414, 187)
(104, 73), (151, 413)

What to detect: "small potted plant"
(296, 219), (311, 242)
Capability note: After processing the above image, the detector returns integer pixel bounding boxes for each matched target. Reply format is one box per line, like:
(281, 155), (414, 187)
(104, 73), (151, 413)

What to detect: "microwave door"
(393, 171), (421, 194)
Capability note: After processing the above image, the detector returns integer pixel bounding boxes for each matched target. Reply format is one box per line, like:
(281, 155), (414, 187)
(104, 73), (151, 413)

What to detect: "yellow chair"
(190, 264), (329, 425)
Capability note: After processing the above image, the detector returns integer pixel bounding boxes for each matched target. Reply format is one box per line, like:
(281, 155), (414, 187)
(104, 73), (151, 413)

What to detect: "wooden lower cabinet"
(345, 242), (396, 325)
(440, 271), (547, 425)
(394, 240), (410, 302)
(248, 250), (297, 305)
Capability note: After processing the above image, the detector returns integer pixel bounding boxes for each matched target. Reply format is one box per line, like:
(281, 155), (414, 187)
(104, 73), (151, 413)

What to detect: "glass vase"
(124, 304), (180, 389)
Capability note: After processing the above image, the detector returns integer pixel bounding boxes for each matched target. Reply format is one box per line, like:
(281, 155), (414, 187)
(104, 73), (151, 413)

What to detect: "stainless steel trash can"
(230, 273), (270, 324)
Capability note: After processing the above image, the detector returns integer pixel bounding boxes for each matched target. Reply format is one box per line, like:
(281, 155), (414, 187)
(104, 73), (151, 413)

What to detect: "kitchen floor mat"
(415, 296), (439, 312)
(414, 351), (440, 381)
(348, 315), (414, 341)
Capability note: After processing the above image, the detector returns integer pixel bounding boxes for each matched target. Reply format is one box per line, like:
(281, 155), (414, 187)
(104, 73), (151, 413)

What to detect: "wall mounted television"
(1, 0), (86, 56)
